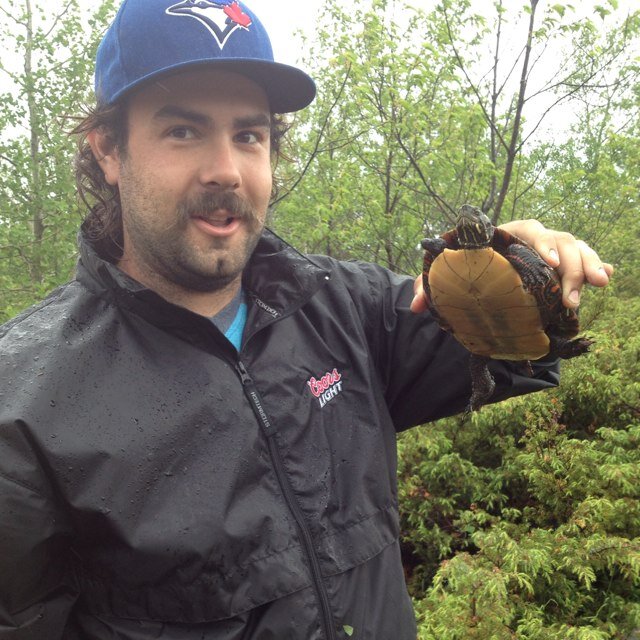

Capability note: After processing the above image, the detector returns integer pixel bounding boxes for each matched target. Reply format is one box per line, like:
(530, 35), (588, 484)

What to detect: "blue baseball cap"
(95, 0), (316, 113)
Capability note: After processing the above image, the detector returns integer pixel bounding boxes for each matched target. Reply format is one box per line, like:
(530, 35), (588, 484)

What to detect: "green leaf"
(343, 625), (355, 637)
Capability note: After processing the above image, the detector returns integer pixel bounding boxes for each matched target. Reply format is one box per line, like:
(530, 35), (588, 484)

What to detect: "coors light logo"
(307, 368), (343, 408)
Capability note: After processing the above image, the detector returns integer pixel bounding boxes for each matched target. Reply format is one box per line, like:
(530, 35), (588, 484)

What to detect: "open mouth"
(193, 212), (238, 226)
(201, 216), (235, 227)
(191, 213), (242, 237)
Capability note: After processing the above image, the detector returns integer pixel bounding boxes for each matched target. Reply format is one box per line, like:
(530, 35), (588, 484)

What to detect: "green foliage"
(272, 0), (639, 280)
(398, 296), (640, 638)
(272, 0), (490, 274)
(0, 0), (638, 635)
(0, 0), (116, 322)
(2, 0), (637, 316)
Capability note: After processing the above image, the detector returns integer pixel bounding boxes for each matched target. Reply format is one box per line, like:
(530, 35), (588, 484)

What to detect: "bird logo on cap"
(166, 0), (252, 49)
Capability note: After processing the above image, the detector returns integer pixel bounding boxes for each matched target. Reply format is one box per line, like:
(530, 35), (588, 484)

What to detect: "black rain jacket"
(0, 230), (559, 639)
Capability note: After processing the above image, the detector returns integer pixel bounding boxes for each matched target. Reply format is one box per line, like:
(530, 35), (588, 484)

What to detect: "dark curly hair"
(71, 100), (291, 261)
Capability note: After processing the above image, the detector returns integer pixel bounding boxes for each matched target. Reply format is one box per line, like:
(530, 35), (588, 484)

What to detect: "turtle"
(421, 204), (593, 413)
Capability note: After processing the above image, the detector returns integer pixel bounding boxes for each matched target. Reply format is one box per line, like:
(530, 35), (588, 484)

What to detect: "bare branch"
(272, 63), (352, 206)
(484, 0), (503, 213)
(393, 128), (456, 221)
(43, 0), (75, 39)
(441, 4), (509, 154)
(0, 4), (28, 28)
(527, 34), (629, 104)
(494, 38), (527, 102)
(0, 153), (19, 169)
(492, 0), (539, 223)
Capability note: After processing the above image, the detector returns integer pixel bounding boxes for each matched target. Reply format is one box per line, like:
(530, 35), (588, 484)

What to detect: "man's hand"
(410, 219), (613, 313)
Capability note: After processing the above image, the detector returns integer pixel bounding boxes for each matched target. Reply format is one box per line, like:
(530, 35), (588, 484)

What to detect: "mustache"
(177, 192), (260, 224)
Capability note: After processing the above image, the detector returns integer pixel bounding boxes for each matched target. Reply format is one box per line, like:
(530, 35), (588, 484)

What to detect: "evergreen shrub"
(398, 294), (640, 639)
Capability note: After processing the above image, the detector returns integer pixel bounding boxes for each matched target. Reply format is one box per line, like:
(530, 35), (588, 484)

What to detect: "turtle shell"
(421, 209), (582, 363)
(427, 246), (550, 360)
(421, 205), (592, 412)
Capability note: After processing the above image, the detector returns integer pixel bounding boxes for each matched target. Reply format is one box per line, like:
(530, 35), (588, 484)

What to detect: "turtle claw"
(462, 389), (493, 419)
(552, 336), (594, 359)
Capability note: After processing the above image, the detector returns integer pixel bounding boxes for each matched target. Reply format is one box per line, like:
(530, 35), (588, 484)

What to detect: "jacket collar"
(243, 229), (331, 319)
(76, 227), (330, 328)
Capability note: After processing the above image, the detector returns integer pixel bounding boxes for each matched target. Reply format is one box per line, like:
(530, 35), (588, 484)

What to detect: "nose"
(199, 138), (241, 190)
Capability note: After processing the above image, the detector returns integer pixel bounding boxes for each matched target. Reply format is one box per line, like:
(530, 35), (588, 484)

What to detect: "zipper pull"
(236, 360), (253, 385)
(236, 360), (274, 435)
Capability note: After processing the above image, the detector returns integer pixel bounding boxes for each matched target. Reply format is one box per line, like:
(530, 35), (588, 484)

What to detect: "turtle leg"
(504, 243), (557, 294)
(421, 237), (450, 318)
(466, 354), (496, 414)
(549, 334), (594, 359)
(421, 236), (448, 256)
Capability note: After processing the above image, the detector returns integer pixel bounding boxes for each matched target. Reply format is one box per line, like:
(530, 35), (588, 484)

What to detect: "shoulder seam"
(0, 284), (72, 338)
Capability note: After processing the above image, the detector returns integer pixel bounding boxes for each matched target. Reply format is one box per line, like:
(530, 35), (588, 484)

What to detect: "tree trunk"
(24, 0), (44, 283)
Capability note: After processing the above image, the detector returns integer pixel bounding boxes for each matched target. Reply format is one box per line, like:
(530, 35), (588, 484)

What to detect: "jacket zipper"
(235, 360), (338, 640)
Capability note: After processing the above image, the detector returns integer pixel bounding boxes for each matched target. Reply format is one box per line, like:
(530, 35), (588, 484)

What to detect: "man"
(0, 1), (612, 638)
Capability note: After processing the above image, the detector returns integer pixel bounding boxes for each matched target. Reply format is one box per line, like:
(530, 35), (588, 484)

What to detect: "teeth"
(203, 217), (233, 227)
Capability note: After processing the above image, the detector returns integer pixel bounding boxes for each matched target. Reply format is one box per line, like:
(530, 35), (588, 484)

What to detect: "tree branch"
(0, 153), (19, 169)
(491, 0), (539, 223)
(393, 128), (456, 221)
(43, 0), (74, 40)
(0, 4), (28, 28)
(441, 4), (509, 155)
(272, 63), (352, 206)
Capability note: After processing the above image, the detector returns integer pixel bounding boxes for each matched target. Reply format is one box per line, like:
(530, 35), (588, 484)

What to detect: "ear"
(87, 128), (122, 187)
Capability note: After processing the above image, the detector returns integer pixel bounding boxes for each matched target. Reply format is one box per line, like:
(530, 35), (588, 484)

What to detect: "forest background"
(1, 0), (639, 637)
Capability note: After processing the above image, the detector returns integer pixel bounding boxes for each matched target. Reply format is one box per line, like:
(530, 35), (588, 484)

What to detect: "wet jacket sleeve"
(0, 419), (77, 639)
(346, 260), (560, 431)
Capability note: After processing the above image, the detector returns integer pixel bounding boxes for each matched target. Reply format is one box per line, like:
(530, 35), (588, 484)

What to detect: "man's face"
(106, 69), (273, 295)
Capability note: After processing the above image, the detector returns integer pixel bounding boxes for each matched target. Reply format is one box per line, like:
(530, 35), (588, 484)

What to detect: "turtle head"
(456, 205), (494, 248)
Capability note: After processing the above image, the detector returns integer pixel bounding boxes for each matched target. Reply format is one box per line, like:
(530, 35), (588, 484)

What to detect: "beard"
(122, 189), (266, 294)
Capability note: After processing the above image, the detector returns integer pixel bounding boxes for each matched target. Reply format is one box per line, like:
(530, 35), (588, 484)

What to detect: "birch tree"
(0, 0), (115, 320)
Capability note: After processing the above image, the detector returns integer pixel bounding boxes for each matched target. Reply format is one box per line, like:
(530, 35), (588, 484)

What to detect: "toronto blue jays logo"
(166, 0), (252, 50)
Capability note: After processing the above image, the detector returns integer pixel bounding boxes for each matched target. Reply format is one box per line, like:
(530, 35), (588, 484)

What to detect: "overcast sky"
(245, 0), (325, 67)
(3, 0), (637, 78)
(1, 0), (637, 141)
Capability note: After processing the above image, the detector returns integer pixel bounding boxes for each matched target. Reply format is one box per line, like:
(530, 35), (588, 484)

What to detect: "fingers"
(531, 231), (612, 308)
(410, 274), (428, 314)
(412, 219), (614, 314)
(499, 220), (613, 309)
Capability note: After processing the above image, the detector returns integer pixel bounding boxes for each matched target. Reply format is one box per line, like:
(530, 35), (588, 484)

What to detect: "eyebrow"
(234, 113), (272, 130)
(152, 105), (271, 130)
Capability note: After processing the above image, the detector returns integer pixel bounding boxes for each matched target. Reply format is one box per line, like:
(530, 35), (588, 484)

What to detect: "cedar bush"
(398, 292), (640, 639)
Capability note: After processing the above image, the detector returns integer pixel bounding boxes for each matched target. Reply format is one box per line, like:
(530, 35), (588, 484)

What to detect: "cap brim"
(107, 58), (316, 114)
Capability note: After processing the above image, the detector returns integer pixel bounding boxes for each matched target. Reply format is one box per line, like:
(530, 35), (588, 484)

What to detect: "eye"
(168, 126), (197, 140)
(235, 131), (263, 145)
